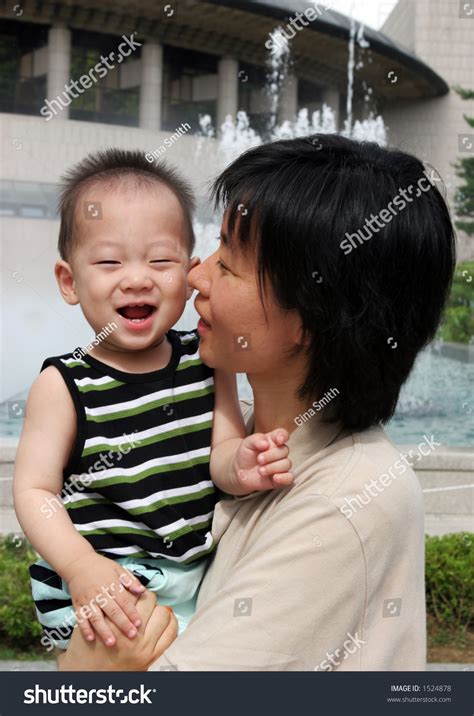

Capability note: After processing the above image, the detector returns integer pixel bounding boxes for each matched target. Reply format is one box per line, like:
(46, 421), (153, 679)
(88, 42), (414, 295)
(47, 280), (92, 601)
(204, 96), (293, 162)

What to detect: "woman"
(60, 134), (455, 671)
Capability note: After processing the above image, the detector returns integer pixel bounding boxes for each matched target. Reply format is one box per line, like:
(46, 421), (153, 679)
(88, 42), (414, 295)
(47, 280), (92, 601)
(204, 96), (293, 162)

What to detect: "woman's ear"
(186, 255), (201, 300)
(294, 315), (311, 349)
(55, 260), (79, 305)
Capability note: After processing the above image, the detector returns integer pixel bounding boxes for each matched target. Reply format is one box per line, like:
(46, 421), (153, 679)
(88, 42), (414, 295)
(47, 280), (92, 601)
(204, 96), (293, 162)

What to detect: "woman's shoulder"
(292, 424), (425, 537)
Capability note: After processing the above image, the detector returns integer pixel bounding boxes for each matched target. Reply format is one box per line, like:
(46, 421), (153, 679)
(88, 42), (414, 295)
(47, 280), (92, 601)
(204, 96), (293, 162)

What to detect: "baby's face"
(62, 182), (193, 352)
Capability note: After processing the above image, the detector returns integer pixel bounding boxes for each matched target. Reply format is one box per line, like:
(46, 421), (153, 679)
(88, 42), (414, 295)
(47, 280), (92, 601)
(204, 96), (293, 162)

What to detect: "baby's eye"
(150, 259), (173, 263)
(95, 260), (121, 265)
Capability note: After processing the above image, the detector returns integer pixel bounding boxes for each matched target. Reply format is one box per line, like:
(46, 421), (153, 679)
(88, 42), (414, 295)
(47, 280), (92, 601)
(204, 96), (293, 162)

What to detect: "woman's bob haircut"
(212, 134), (456, 431)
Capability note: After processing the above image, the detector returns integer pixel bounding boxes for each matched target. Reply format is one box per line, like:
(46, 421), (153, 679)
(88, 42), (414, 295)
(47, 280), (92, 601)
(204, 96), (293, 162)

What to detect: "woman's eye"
(216, 259), (229, 272)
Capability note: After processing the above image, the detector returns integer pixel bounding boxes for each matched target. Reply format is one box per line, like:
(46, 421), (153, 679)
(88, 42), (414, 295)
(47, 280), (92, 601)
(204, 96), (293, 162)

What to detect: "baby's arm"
(210, 370), (293, 496)
(13, 366), (145, 646)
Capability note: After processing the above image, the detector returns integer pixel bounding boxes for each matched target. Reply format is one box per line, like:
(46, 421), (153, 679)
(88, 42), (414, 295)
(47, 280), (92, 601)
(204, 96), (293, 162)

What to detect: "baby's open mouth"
(117, 304), (156, 323)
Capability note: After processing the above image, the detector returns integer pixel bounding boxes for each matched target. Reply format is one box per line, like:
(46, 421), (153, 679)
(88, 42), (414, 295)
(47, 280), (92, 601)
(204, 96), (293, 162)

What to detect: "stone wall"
(382, 0), (474, 261)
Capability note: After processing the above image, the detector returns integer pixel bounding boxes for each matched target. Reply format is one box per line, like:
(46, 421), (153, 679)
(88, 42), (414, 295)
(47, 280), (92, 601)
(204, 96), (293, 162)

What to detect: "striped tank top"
(42, 329), (217, 565)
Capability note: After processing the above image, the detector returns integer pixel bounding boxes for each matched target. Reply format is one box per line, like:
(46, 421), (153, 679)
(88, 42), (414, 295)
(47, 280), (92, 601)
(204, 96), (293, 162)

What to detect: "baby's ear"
(55, 260), (79, 305)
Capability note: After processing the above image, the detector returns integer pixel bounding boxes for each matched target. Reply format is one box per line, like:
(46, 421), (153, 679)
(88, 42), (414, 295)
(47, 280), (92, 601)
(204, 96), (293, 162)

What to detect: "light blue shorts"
(30, 555), (208, 650)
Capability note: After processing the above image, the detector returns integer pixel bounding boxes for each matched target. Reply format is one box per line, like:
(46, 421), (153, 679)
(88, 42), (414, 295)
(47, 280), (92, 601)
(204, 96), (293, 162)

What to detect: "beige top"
(151, 401), (426, 671)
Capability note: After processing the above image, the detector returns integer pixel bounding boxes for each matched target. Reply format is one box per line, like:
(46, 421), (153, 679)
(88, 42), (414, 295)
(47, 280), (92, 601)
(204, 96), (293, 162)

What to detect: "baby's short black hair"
(58, 148), (196, 260)
(212, 134), (456, 431)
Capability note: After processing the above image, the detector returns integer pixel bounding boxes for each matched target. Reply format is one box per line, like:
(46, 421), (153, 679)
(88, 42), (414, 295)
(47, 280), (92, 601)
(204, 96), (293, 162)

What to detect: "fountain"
(177, 13), (467, 445)
(195, 5), (386, 169)
(266, 27), (292, 136)
(2, 7), (469, 447)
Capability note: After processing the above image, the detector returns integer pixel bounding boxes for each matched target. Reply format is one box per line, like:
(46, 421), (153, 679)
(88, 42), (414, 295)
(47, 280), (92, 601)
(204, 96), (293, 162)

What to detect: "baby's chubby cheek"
(167, 266), (191, 293)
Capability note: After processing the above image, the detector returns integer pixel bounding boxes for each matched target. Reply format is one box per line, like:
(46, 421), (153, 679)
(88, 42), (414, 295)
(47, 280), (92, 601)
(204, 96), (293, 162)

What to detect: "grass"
(427, 618), (474, 663)
(0, 644), (55, 661)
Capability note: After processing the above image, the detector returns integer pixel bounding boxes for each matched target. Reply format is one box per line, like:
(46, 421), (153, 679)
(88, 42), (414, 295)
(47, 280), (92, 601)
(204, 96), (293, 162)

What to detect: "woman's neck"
(248, 369), (311, 437)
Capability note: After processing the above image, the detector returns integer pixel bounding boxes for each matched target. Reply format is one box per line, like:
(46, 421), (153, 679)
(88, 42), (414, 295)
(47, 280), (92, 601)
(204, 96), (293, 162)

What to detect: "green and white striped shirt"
(41, 329), (216, 564)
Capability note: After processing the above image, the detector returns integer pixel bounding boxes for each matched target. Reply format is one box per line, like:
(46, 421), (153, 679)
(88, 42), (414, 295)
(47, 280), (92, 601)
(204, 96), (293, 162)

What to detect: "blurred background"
(0, 0), (472, 667)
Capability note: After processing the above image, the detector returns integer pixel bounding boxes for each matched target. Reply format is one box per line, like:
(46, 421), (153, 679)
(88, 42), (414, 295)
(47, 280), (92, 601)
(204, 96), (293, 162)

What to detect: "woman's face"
(188, 214), (304, 378)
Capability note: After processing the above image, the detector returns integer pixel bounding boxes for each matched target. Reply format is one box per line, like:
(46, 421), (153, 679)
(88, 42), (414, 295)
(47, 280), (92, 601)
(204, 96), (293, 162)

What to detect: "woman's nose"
(188, 252), (214, 296)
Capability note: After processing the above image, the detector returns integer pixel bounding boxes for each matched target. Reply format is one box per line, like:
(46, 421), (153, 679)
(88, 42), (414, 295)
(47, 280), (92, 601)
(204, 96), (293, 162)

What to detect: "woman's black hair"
(212, 134), (456, 431)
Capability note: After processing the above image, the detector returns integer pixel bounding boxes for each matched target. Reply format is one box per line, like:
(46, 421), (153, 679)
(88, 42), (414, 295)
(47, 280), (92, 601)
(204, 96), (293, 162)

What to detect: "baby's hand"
(66, 552), (146, 646)
(233, 429), (293, 493)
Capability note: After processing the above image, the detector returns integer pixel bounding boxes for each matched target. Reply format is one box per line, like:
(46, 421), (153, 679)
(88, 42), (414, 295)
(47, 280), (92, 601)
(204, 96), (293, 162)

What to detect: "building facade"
(0, 0), (470, 404)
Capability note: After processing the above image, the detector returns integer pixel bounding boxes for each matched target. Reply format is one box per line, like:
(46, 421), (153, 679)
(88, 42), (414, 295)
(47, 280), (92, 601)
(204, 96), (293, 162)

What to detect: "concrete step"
(0, 660), (470, 671)
(0, 660), (56, 671)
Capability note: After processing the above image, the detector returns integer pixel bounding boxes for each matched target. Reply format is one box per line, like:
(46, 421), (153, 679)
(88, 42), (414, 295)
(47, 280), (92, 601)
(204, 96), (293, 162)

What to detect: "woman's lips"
(194, 298), (211, 331)
(197, 318), (211, 335)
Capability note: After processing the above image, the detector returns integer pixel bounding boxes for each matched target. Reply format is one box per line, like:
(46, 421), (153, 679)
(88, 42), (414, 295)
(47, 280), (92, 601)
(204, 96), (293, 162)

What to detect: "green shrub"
(0, 535), (42, 650)
(439, 306), (474, 343)
(438, 261), (474, 344)
(425, 532), (474, 633)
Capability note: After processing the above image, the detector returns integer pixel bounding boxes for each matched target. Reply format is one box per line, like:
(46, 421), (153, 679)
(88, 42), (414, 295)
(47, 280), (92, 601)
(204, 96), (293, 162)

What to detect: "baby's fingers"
(87, 607), (117, 646)
(258, 458), (292, 480)
(101, 598), (139, 640)
(244, 433), (270, 454)
(272, 472), (294, 487)
(269, 429), (289, 446)
(257, 444), (289, 465)
(119, 569), (146, 595)
(115, 590), (143, 630)
(237, 468), (275, 492)
(76, 614), (96, 643)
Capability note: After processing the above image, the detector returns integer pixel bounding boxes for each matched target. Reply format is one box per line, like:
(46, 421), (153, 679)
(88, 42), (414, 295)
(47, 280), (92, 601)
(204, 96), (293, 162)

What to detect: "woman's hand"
(57, 590), (178, 671)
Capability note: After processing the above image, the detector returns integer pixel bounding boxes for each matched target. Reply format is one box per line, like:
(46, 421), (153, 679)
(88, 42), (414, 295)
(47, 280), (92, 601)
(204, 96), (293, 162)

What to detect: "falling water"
(219, 111), (262, 163)
(265, 27), (292, 134)
(178, 8), (394, 410)
(196, 2), (386, 165)
(0, 11), (465, 448)
(345, 12), (357, 136)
